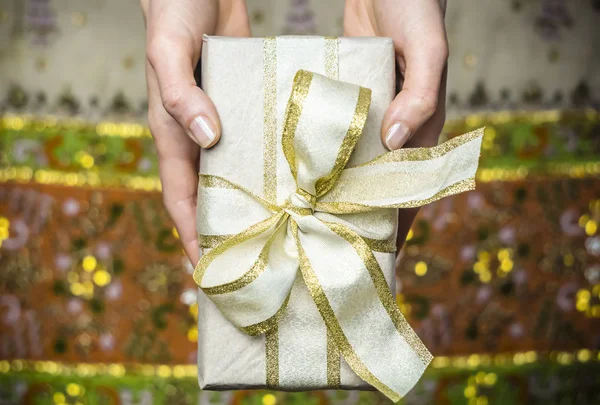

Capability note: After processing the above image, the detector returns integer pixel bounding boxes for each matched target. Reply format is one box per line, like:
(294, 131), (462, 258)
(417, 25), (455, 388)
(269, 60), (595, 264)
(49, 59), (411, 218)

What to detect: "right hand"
(140, 0), (250, 265)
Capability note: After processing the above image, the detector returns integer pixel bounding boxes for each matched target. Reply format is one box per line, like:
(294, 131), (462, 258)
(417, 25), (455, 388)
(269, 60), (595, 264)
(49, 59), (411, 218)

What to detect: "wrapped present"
(195, 35), (483, 402)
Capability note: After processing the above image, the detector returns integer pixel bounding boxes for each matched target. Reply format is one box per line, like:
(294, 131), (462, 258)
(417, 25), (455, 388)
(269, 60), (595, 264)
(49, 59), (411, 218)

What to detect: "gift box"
(195, 35), (482, 401)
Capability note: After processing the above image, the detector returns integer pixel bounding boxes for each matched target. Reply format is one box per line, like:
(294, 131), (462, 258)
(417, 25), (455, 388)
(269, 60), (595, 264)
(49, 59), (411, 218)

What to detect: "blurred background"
(0, 0), (599, 404)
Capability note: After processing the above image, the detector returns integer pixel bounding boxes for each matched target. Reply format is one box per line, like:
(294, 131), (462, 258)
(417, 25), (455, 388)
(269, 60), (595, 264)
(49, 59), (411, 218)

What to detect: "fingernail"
(189, 116), (216, 147)
(385, 122), (412, 150)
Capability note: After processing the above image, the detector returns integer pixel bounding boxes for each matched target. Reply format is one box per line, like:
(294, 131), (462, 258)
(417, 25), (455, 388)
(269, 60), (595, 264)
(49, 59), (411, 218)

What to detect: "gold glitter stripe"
(199, 233), (396, 253)
(198, 234), (230, 248)
(281, 70), (313, 182)
(326, 35), (370, 385)
(263, 37), (278, 203)
(291, 222), (401, 403)
(315, 86), (372, 197)
(263, 36), (279, 389)
(265, 324), (279, 387)
(324, 221), (433, 366)
(324, 36), (339, 79)
(316, 178), (476, 214)
(322, 34), (344, 317)
(192, 212), (284, 286)
(199, 174), (239, 189)
(361, 236), (397, 253)
(201, 220), (286, 296)
(327, 328), (341, 387)
(323, 35), (340, 387)
(241, 294), (290, 336)
(199, 174), (280, 212)
(356, 128), (484, 167)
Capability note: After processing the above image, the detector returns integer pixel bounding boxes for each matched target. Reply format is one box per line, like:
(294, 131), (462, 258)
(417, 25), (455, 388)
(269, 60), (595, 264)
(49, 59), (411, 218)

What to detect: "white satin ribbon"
(194, 70), (483, 402)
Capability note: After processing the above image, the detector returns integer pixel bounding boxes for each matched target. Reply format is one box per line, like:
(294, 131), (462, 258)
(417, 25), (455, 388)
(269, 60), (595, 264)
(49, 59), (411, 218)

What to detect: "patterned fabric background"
(0, 0), (599, 119)
(1, 111), (599, 404)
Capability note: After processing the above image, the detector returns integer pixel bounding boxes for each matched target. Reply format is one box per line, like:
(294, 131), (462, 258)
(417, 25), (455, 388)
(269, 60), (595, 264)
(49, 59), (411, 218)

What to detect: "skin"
(140, 0), (250, 264)
(344, 0), (449, 250)
(140, 0), (448, 264)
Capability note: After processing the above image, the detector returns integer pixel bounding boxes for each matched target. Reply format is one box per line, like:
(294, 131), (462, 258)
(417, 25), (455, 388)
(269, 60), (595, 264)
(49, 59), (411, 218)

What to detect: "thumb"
(381, 46), (447, 150)
(148, 38), (221, 148)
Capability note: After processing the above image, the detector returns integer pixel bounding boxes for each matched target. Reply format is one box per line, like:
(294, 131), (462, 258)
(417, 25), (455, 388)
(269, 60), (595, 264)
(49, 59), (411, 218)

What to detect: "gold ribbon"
(194, 70), (483, 402)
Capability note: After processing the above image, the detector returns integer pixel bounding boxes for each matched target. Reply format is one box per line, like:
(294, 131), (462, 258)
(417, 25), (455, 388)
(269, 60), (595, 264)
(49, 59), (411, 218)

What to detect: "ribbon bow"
(194, 70), (483, 402)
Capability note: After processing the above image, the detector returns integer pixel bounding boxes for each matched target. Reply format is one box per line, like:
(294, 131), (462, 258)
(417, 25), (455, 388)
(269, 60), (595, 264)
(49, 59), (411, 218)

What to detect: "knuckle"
(414, 92), (438, 118)
(162, 195), (177, 216)
(161, 193), (172, 209)
(161, 85), (185, 113)
(146, 37), (174, 67)
(431, 39), (449, 62)
(146, 40), (162, 66)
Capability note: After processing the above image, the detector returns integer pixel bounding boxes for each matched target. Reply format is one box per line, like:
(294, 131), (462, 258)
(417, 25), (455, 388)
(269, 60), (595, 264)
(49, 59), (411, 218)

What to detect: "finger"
(382, 43), (448, 150)
(395, 66), (448, 253)
(139, 0), (149, 23)
(216, 0), (252, 36)
(380, 8), (448, 150)
(403, 65), (448, 148)
(160, 154), (201, 266)
(147, 37), (221, 149)
(159, 154), (202, 266)
(147, 62), (201, 265)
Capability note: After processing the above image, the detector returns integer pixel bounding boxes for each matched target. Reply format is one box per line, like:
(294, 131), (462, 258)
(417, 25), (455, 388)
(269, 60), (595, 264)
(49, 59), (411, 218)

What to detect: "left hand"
(343, 0), (449, 250)
(140, 0), (250, 265)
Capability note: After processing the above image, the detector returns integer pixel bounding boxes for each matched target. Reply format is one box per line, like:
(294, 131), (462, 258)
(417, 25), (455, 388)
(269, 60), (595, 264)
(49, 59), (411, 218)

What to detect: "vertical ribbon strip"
(262, 36), (279, 388)
(194, 70), (483, 402)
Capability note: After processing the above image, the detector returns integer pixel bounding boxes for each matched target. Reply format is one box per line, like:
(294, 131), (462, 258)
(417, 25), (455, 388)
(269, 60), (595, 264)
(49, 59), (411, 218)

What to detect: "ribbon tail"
(194, 212), (298, 335)
(316, 128), (484, 214)
(290, 215), (432, 402)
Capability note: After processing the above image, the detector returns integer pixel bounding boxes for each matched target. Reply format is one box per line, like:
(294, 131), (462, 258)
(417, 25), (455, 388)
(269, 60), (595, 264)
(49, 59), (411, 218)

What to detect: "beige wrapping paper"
(197, 35), (396, 392)
(198, 36), (395, 390)
(195, 35), (482, 400)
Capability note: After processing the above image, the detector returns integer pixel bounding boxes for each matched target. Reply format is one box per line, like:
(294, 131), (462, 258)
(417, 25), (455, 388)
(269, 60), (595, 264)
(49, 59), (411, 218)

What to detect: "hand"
(344, 0), (448, 249)
(141, 0), (250, 265)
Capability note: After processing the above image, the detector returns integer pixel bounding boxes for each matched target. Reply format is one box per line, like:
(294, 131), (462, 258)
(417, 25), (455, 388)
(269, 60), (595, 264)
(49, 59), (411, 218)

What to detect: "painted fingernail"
(189, 116), (216, 148)
(385, 122), (412, 150)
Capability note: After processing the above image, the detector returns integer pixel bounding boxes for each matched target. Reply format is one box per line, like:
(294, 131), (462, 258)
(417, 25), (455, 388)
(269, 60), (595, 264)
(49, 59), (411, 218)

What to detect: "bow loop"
(282, 70), (372, 198)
